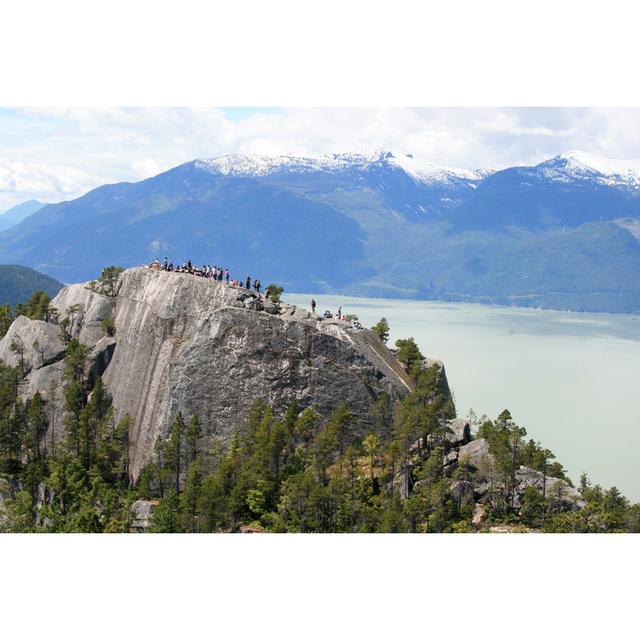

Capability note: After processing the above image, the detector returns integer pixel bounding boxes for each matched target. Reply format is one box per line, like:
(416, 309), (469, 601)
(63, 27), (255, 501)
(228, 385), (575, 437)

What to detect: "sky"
(2, 106), (640, 213)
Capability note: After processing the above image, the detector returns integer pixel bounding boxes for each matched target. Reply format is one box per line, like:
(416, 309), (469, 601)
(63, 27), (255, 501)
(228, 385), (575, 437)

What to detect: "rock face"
(0, 268), (415, 481)
(51, 282), (115, 348)
(103, 268), (413, 479)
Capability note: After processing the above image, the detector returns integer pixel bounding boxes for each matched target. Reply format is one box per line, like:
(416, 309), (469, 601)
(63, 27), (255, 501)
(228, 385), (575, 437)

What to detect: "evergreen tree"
(164, 412), (185, 495)
(395, 337), (424, 374)
(185, 414), (202, 464)
(371, 317), (390, 343)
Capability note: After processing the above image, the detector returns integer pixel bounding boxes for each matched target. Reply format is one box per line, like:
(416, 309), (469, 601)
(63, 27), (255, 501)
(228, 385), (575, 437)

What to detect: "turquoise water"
(287, 293), (640, 501)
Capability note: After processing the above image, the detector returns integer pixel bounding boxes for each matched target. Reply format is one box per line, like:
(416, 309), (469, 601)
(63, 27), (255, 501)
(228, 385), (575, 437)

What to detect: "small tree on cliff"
(97, 266), (124, 297)
(395, 337), (424, 375)
(265, 283), (284, 303)
(371, 317), (390, 343)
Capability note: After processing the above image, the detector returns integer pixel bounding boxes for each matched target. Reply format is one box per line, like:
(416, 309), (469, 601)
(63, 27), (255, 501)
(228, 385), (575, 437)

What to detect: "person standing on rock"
(246, 276), (251, 290)
(338, 306), (342, 319)
(311, 299), (316, 315)
(225, 269), (230, 283)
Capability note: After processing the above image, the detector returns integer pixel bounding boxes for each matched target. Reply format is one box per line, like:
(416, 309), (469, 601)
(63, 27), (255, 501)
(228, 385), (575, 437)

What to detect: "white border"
(2, 1), (639, 637)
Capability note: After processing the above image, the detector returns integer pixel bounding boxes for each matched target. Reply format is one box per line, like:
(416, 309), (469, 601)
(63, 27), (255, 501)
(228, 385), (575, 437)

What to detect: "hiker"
(163, 257), (168, 270)
(255, 280), (261, 294)
(338, 306), (342, 319)
(311, 299), (316, 314)
(246, 276), (251, 289)
(225, 269), (230, 283)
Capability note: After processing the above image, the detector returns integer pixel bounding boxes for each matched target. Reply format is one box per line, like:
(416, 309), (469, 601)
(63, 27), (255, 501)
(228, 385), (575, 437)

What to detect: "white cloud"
(2, 107), (640, 212)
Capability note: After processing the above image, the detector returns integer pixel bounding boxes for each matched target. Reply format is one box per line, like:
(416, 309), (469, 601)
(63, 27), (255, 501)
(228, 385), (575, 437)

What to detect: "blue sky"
(2, 107), (640, 213)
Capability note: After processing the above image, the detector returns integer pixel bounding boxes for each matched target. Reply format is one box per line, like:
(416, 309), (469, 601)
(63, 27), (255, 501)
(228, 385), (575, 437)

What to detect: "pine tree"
(371, 317), (390, 343)
(185, 414), (202, 464)
(164, 412), (185, 496)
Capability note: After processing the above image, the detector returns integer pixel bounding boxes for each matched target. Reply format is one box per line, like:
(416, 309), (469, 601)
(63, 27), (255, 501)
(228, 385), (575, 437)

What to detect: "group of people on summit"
(147, 258), (264, 296)
(145, 258), (362, 328)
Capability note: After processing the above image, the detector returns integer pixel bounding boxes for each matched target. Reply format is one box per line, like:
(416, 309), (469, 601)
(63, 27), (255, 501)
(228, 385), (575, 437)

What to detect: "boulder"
(263, 300), (279, 314)
(0, 316), (65, 373)
(444, 418), (471, 446)
(129, 499), (158, 532)
(457, 438), (492, 469)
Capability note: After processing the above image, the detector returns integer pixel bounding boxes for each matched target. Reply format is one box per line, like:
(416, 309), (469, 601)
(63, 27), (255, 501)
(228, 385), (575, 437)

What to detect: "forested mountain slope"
(0, 264), (63, 307)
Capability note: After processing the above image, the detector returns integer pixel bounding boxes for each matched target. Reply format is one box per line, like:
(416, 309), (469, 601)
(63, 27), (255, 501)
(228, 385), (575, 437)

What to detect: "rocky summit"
(1, 267), (413, 480)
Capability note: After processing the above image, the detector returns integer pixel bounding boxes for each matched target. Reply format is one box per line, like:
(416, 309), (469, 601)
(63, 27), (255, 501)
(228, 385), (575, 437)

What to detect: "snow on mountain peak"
(534, 150), (640, 187)
(192, 149), (640, 190)
(193, 151), (488, 186)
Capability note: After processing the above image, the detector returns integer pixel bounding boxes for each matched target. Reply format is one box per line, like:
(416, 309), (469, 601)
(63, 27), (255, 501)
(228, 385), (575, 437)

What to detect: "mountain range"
(1, 150), (639, 313)
(0, 199), (44, 232)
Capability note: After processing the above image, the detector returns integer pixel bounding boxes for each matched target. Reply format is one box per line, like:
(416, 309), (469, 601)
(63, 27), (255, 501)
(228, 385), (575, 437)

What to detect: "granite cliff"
(1, 267), (413, 480)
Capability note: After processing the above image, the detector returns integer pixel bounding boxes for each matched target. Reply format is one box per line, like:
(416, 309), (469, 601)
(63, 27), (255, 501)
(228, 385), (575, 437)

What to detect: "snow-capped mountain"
(529, 151), (640, 188)
(194, 148), (640, 191)
(1, 149), (640, 314)
(194, 150), (490, 187)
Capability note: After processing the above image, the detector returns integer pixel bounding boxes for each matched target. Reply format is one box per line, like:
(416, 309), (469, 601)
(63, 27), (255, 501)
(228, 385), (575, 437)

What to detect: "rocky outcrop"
(515, 466), (586, 510)
(2, 268), (415, 481)
(51, 283), (114, 348)
(406, 431), (584, 521)
(104, 268), (413, 479)
(0, 316), (65, 374)
(129, 499), (158, 532)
